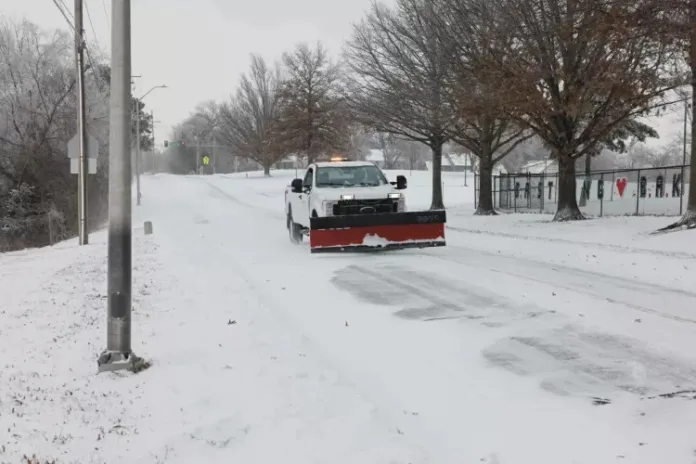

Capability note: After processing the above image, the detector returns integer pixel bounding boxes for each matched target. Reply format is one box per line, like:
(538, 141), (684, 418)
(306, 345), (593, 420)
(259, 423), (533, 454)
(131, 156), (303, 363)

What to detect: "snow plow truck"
(284, 157), (447, 253)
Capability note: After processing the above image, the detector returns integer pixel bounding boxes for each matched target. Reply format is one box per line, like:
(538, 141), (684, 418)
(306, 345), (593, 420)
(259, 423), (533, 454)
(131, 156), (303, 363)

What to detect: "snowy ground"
(2, 169), (696, 463)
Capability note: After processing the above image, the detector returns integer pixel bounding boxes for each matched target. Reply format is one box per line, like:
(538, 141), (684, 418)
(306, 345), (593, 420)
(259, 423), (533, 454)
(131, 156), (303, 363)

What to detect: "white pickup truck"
(284, 160), (408, 243)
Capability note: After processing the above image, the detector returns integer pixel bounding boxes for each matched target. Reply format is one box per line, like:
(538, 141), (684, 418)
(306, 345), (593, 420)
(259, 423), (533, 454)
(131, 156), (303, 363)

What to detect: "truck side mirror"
(396, 175), (407, 190)
(291, 178), (303, 193)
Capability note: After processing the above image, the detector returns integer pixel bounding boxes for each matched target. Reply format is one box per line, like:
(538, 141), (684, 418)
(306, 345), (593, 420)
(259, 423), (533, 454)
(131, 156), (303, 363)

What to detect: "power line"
(51, 0), (109, 109)
(82, 0), (109, 103)
(101, 0), (109, 24)
(58, 0), (74, 21)
(52, 0), (74, 30)
(84, 1), (101, 53)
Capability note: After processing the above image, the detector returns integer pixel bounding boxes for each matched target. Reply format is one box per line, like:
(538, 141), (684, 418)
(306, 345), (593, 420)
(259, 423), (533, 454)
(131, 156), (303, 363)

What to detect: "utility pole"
(212, 135), (216, 174)
(135, 99), (141, 205)
(682, 96), (688, 215)
(151, 110), (156, 173)
(75, 0), (88, 245)
(196, 130), (201, 174)
(98, 0), (143, 373)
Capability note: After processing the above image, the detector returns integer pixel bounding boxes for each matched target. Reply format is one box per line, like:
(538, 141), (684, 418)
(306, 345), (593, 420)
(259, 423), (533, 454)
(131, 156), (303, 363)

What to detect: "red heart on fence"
(616, 177), (628, 198)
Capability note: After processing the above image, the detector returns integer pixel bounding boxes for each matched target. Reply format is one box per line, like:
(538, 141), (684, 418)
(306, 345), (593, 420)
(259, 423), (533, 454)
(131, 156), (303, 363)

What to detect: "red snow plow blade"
(309, 210), (446, 253)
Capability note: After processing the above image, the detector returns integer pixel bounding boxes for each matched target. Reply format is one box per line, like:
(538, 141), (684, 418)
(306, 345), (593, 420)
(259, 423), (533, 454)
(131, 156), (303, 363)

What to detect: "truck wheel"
(287, 210), (302, 244)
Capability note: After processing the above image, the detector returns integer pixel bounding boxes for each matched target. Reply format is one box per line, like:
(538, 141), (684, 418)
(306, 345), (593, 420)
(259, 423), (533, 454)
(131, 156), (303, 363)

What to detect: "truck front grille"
(333, 198), (398, 215)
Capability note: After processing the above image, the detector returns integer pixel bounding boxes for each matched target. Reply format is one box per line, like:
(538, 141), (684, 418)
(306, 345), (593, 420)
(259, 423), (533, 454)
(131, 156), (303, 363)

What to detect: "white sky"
(4, 0), (684, 150)
(5, 0), (387, 142)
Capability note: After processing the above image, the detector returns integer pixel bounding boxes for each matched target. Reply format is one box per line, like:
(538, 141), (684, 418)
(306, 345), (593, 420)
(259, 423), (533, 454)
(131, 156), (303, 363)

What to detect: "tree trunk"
(263, 163), (271, 176)
(430, 140), (445, 210)
(684, 50), (696, 223)
(475, 143), (496, 215)
(662, 7), (696, 230)
(685, 79), (696, 222)
(578, 152), (592, 207)
(553, 153), (585, 221)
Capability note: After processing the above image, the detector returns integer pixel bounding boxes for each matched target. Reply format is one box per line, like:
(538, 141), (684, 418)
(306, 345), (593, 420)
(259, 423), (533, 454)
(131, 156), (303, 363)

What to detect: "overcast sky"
(5, 0), (684, 150)
(5, 0), (388, 143)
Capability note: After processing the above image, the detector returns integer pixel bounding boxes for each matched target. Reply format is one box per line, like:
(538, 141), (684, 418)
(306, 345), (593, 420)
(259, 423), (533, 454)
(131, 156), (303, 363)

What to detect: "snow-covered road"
(3, 170), (696, 463)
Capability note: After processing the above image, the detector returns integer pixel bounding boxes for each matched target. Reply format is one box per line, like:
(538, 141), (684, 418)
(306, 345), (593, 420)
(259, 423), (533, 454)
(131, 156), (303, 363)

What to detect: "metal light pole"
(134, 85), (167, 205)
(151, 111), (161, 173)
(212, 135), (216, 174)
(98, 0), (144, 373)
(682, 96), (689, 215)
(135, 106), (141, 205)
(74, 0), (89, 245)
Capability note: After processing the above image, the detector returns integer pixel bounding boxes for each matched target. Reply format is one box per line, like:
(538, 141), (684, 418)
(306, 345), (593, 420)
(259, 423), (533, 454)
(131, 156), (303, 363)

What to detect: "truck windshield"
(315, 165), (388, 188)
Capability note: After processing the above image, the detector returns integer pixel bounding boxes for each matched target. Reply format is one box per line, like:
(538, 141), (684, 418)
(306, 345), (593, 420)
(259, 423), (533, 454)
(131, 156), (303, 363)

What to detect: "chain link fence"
(475, 164), (691, 217)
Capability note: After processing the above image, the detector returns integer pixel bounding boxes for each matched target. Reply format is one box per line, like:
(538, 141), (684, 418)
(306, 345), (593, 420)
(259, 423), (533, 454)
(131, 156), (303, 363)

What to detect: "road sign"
(202, 155), (210, 165)
(67, 132), (99, 175)
(67, 132), (99, 159)
(71, 158), (97, 174)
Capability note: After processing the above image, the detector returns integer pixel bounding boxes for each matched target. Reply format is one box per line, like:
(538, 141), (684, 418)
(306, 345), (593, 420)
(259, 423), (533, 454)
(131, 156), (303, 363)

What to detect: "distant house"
(273, 154), (302, 170)
(443, 153), (473, 172)
(427, 154), (507, 176)
(520, 159), (557, 174)
(366, 149), (385, 168)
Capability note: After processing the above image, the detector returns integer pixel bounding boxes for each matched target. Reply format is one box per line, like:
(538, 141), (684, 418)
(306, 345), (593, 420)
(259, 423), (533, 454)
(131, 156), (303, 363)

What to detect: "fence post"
(635, 169), (641, 215)
(680, 165), (685, 216)
(599, 173), (604, 217)
(610, 170), (615, 202)
(48, 211), (53, 246)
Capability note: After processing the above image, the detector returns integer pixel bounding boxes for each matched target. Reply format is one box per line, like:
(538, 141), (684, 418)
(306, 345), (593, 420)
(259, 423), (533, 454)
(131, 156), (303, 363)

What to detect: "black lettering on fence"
(515, 182), (520, 198)
(548, 181), (553, 200)
(673, 174), (681, 197)
(524, 181), (530, 199)
(537, 181), (543, 199)
(581, 179), (591, 202)
(597, 179), (604, 199)
(655, 175), (664, 198)
(639, 176), (647, 198)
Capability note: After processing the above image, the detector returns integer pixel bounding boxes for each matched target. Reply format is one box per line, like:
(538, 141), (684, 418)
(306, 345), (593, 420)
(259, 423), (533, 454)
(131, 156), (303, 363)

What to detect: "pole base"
(97, 350), (149, 373)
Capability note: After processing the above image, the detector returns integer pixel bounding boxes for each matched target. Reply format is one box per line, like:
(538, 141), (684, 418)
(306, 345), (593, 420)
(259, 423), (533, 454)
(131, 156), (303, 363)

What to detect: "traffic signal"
(164, 140), (168, 147)
(180, 140), (186, 148)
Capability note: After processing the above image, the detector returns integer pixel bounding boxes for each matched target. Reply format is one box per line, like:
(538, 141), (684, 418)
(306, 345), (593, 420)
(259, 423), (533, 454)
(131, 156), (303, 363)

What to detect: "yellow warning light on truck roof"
(329, 155), (347, 162)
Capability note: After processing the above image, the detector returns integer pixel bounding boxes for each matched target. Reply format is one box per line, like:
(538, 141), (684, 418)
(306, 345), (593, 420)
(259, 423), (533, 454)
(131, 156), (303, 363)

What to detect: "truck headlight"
(388, 193), (401, 199)
(340, 194), (354, 200)
(322, 200), (337, 216)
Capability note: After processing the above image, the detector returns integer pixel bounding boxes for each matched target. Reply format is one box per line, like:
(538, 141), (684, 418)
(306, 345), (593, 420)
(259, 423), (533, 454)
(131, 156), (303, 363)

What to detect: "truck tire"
(287, 209), (302, 244)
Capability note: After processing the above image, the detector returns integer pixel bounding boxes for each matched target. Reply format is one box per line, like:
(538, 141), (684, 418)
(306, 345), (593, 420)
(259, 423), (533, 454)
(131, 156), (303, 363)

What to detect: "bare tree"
(639, 0), (696, 229)
(218, 55), (285, 176)
(344, 125), (372, 160)
(0, 18), (109, 250)
(375, 133), (405, 169)
(344, 0), (456, 210)
(276, 42), (349, 164)
(467, 0), (678, 221)
(405, 141), (428, 170)
(435, 0), (532, 214)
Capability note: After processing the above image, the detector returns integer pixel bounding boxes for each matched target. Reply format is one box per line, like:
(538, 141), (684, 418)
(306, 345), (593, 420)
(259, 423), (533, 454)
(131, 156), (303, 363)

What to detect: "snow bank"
(4, 170), (696, 464)
(0, 221), (423, 462)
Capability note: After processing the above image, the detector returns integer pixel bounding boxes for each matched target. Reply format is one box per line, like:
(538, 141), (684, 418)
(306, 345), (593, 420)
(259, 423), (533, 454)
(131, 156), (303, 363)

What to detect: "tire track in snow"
(446, 225), (696, 261)
(201, 179), (286, 221)
(334, 263), (696, 399)
(201, 178), (696, 325)
(420, 246), (696, 325)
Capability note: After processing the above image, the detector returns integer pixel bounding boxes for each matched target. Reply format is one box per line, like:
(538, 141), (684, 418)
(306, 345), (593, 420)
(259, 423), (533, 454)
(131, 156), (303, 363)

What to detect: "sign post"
(67, 132), (99, 175)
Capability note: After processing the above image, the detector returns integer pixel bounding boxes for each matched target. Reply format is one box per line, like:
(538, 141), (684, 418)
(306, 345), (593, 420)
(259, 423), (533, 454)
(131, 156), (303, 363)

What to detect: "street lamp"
(134, 84), (167, 205)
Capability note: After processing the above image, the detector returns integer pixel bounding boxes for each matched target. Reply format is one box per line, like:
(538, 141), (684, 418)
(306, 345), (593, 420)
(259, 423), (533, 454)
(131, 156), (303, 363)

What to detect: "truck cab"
(285, 161), (407, 242)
